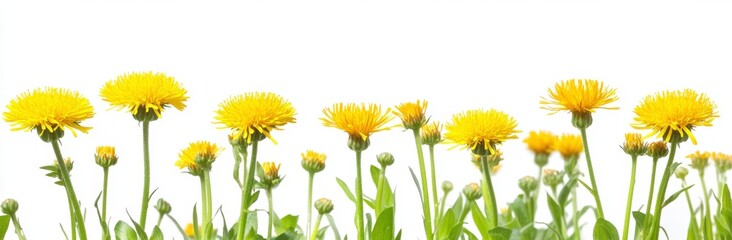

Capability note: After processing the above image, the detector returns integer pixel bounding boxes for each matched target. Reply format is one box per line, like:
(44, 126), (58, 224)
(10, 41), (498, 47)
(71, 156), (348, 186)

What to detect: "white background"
(2, 1), (732, 239)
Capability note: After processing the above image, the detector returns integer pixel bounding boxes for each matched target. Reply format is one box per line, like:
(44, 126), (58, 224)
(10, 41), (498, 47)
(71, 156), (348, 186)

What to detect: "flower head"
(542, 169), (564, 188)
(524, 130), (556, 155)
(632, 89), (717, 145)
(518, 176), (539, 193)
(185, 223), (195, 237)
(462, 183), (482, 201)
(421, 122), (443, 146)
(393, 100), (428, 130)
(301, 150), (327, 173)
(444, 109), (520, 155)
(314, 198), (334, 214)
(646, 141), (669, 159)
(712, 152), (732, 173)
(214, 92), (297, 144)
(321, 103), (394, 151)
(621, 133), (648, 157)
(687, 151), (710, 171)
(100, 72), (188, 121)
(554, 134), (583, 160)
(541, 79), (619, 114)
(4, 87), (94, 140)
(260, 162), (283, 188)
(175, 141), (223, 175)
(95, 146), (119, 167)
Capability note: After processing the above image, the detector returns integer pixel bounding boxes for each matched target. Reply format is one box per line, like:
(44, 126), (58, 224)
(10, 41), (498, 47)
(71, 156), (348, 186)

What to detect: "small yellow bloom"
(321, 103), (394, 141)
(712, 152), (732, 172)
(523, 130), (556, 155)
(621, 133), (648, 156)
(4, 87), (94, 138)
(393, 100), (428, 130)
(95, 146), (118, 167)
(176, 141), (223, 174)
(100, 72), (188, 120)
(214, 92), (297, 144)
(444, 109), (520, 155)
(687, 151), (710, 171)
(646, 141), (669, 159)
(632, 89), (717, 145)
(540, 79), (619, 114)
(261, 161), (283, 188)
(301, 150), (327, 173)
(184, 223), (195, 237)
(554, 134), (583, 160)
(421, 122), (443, 146)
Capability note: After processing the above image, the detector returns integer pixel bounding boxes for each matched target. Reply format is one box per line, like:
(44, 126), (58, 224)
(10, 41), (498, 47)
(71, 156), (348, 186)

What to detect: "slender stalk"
(699, 170), (712, 240)
(572, 187), (580, 239)
(643, 158), (659, 222)
(622, 156), (638, 240)
(66, 186), (77, 240)
(428, 145), (439, 228)
(647, 143), (677, 240)
(236, 139), (260, 240)
(411, 129), (434, 240)
(200, 171), (213, 238)
(267, 188), (274, 239)
(102, 167), (109, 222)
(51, 140), (87, 240)
(682, 179), (701, 240)
(139, 120), (151, 229)
(309, 214), (324, 240)
(717, 169), (726, 214)
(459, 201), (473, 225)
(155, 213), (163, 228)
(480, 155), (498, 227)
(354, 150), (365, 240)
(9, 214), (27, 240)
(375, 165), (387, 214)
(306, 172), (315, 237)
(533, 166), (544, 222)
(578, 128), (604, 219)
(437, 191), (449, 225)
(524, 190), (534, 223)
(232, 143), (244, 189)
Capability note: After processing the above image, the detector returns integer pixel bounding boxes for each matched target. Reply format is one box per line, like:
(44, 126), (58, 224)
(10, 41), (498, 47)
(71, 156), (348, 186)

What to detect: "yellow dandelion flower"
(184, 223), (195, 237)
(554, 134), (583, 160)
(523, 130), (556, 155)
(100, 72), (188, 121)
(540, 79), (619, 114)
(301, 150), (327, 173)
(444, 109), (520, 155)
(632, 89), (717, 145)
(321, 103), (395, 141)
(4, 87), (95, 139)
(686, 150), (710, 170)
(621, 133), (648, 156)
(214, 92), (296, 144)
(95, 146), (118, 167)
(261, 161), (283, 188)
(175, 141), (223, 173)
(393, 100), (428, 129)
(421, 122), (443, 145)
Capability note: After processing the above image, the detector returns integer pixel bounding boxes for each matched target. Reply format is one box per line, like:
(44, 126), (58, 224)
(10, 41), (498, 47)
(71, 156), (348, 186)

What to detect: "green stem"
(236, 139), (260, 240)
(375, 165), (387, 215)
(480, 155), (498, 228)
(643, 158), (659, 223)
(139, 120), (151, 229)
(306, 172), (315, 238)
(309, 214), (323, 240)
(578, 128), (604, 219)
(699, 171), (712, 240)
(524, 190), (534, 224)
(102, 167), (109, 222)
(459, 201), (472, 225)
(411, 129), (434, 240)
(647, 143), (677, 240)
(622, 156), (638, 240)
(52, 140), (87, 240)
(200, 171), (213, 238)
(572, 187), (580, 239)
(428, 145), (439, 229)
(533, 166), (544, 222)
(355, 150), (365, 240)
(682, 179), (701, 240)
(232, 143), (244, 189)
(10, 214), (27, 240)
(66, 190), (77, 240)
(156, 213), (163, 228)
(717, 169), (725, 215)
(437, 191), (449, 226)
(267, 188), (274, 239)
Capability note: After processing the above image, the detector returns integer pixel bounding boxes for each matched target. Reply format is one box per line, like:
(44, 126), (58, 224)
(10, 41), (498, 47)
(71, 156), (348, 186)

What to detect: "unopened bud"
(377, 152), (395, 167)
(314, 198), (334, 214)
(1, 198), (19, 215)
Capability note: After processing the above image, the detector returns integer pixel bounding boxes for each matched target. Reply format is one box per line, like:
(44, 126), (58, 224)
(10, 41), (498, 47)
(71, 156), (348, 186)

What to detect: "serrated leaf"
(592, 218), (619, 240)
(662, 185), (693, 208)
(114, 221), (138, 240)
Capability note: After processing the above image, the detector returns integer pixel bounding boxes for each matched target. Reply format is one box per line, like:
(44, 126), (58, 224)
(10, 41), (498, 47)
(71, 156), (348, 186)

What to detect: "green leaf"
(0, 215), (10, 240)
(193, 204), (200, 240)
(150, 226), (164, 240)
(558, 178), (577, 207)
(366, 213), (373, 240)
(336, 178), (357, 203)
(125, 211), (148, 240)
(371, 207), (395, 240)
(248, 190), (260, 208)
(463, 229), (479, 240)
(114, 221), (138, 240)
(395, 229), (402, 240)
(592, 218), (619, 240)
(662, 185), (693, 208)
(631, 211), (646, 235)
(488, 227), (512, 240)
(471, 203), (490, 239)
(546, 194), (564, 235)
(408, 167), (423, 203)
(723, 184), (732, 210)
(274, 214), (299, 234)
(577, 179), (594, 196)
(508, 195), (530, 226)
(326, 214), (342, 240)
(437, 207), (457, 239)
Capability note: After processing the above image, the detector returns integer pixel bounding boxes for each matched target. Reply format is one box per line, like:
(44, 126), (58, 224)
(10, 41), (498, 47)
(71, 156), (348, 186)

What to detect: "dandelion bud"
(712, 152), (732, 173)
(314, 198), (334, 214)
(518, 176), (539, 193)
(377, 152), (395, 167)
(442, 181), (453, 193)
(347, 136), (370, 152)
(154, 198), (172, 215)
(261, 162), (283, 188)
(54, 158), (74, 172)
(675, 166), (689, 179)
(421, 122), (442, 146)
(542, 169), (564, 188)
(1, 198), (18, 215)
(571, 112), (593, 130)
(646, 141), (669, 159)
(462, 183), (482, 201)
(687, 151), (710, 171)
(95, 146), (118, 168)
(301, 150), (326, 173)
(621, 133), (648, 157)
